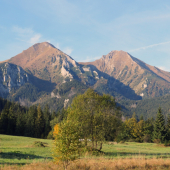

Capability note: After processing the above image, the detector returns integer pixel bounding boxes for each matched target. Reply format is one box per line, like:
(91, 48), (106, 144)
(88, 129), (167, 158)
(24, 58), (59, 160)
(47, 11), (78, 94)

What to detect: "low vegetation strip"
(1, 135), (170, 169)
(2, 158), (170, 170)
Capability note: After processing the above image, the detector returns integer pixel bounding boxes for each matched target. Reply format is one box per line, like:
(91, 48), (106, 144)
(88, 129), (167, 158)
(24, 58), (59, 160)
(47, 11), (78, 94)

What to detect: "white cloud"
(12, 26), (42, 45)
(128, 41), (170, 52)
(29, 34), (42, 44)
(79, 56), (100, 62)
(158, 66), (170, 72)
(55, 43), (60, 49)
(63, 47), (73, 55)
(12, 26), (33, 35)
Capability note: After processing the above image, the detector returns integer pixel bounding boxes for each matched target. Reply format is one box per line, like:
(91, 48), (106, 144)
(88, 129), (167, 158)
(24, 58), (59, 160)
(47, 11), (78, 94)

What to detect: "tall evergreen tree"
(7, 102), (16, 135)
(35, 104), (44, 138)
(43, 104), (51, 138)
(25, 105), (37, 137)
(165, 113), (170, 140)
(152, 107), (166, 142)
(0, 101), (10, 134)
(15, 106), (25, 136)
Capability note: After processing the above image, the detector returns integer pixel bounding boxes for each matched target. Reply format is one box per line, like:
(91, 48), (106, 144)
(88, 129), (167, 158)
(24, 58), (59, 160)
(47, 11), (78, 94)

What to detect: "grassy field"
(0, 134), (53, 165)
(1, 135), (170, 169)
(102, 142), (170, 159)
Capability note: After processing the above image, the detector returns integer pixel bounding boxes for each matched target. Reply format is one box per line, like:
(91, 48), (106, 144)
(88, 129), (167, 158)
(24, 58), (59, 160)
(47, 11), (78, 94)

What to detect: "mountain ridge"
(1, 42), (170, 115)
(80, 50), (170, 98)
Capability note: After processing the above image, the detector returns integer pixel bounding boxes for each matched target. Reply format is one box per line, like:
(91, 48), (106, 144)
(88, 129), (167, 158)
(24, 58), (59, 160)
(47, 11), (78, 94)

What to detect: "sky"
(1, 0), (170, 71)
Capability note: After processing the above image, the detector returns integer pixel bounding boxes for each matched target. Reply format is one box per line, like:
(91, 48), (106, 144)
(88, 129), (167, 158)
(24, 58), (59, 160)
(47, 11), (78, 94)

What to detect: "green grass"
(102, 142), (170, 159)
(0, 134), (53, 165)
(1, 134), (170, 166)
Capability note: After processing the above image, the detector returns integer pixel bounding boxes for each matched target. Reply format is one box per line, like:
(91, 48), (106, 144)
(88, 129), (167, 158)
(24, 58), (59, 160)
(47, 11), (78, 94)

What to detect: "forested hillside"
(120, 94), (170, 120)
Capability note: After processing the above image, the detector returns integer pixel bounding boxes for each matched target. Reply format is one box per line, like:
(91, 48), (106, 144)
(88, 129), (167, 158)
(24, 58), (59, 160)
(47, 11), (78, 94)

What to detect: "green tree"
(25, 105), (37, 137)
(7, 103), (16, 135)
(0, 101), (10, 134)
(35, 104), (44, 138)
(53, 120), (81, 170)
(66, 88), (121, 150)
(165, 113), (170, 140)
(152, 107), (166, 143)
(143, 118), (154, 143)
(43, 104), (51, 138)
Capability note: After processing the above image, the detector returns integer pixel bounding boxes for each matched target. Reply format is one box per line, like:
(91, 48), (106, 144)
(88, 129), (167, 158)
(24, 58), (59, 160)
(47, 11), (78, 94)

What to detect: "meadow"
(1, 135), (170, 169)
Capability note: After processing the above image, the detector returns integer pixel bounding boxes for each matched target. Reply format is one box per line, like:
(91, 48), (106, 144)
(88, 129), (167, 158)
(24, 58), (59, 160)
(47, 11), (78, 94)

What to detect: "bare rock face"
(80, 50), (170, 98)
(8, 42), (78, 83)
(0, 62), (29, 96)
(8, 42), (100, 86)
(5, 42), (170, 99)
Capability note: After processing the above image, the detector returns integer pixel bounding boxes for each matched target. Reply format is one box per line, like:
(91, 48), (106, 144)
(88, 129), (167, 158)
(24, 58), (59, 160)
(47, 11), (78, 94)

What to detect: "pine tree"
(15, 106), (25, 136)
(43, 104), (51, 138)
(35, 104), (44, 138)
(0, 101), (10, 134)
(25, 105), (37, 137)
(152, 107), (166, 143)
(165, 113), (170, 140)
(7, 103), (16, 135)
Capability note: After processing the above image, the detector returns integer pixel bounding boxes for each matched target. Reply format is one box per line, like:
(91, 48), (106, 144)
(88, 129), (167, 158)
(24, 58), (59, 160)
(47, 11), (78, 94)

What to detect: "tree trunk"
(85, 138), (87, 147)
(99, 142), (102, 151)
(95, 140), (97, 149)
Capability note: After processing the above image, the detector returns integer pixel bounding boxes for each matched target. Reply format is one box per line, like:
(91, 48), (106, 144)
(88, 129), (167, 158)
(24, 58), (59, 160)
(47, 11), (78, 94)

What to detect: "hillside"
(120, 94), (170, 120)
(80, 50), (170, 98)
(1, 42), (170, 116)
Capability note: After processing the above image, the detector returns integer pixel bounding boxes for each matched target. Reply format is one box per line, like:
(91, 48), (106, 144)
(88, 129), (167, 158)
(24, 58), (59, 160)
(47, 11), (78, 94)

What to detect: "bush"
(153, 139), (161, 144)
(143, 134), (151, 143)
(33, 141), (48, 147)
(164, 140), (170, 147)
(128, 139), (136, 142)
(47, 131), (54, 139)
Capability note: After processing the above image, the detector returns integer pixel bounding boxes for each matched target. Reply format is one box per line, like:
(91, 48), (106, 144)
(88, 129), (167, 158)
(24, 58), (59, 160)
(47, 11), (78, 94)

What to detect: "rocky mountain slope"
(1, 42), (170, 115)
(80, 50), (170, 98)
(0, 62), (29, 98)
(7, 42), (140, 101)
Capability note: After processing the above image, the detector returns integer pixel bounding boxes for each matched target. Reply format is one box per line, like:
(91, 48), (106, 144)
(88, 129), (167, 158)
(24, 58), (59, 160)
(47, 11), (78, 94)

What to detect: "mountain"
(1, 42), (170, 117)
(0, 62), (29, 98)
(80, 50), (170, 98)
(7, 42), (141, 100)
(8, 42), (101, 86)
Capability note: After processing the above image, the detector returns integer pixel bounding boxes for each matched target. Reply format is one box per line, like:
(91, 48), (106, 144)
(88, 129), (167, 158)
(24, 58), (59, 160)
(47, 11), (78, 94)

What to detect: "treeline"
(1, 87), (170, 146)
(0, 97), (65, 138)
(117, 108), (170, 144)
(53, 89), (170, 146)
(120, 94), (170, 119)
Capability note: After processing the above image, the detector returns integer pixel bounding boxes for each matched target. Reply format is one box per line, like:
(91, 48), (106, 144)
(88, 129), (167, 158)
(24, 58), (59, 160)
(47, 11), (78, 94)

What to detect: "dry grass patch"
(2, 158), (170, 170)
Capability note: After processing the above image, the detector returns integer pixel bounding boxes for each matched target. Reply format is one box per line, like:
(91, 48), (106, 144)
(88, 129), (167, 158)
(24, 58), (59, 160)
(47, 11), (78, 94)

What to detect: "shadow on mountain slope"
(81, 64), (142, 100)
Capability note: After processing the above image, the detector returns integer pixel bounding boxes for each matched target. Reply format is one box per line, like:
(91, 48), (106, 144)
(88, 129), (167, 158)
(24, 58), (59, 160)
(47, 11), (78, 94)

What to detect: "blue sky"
(1, 0), (170, 71)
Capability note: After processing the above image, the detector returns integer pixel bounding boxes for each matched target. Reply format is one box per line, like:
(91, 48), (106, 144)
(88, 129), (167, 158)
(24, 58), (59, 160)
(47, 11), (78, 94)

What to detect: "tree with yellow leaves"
(53, 120), (81, 170)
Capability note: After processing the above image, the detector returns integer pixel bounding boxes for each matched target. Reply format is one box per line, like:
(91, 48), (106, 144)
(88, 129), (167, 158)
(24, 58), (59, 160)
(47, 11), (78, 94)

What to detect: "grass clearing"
(102, 142), (170, 159)
(1, 135), (170, 169)
(0, 134), (53, 165)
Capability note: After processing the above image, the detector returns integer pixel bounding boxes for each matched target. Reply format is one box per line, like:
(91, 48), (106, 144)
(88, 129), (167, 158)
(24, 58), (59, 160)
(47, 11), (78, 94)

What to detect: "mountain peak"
(32, 42), (56, 50)
(7, 42), (78, 83)
(101, 50), (132, 61)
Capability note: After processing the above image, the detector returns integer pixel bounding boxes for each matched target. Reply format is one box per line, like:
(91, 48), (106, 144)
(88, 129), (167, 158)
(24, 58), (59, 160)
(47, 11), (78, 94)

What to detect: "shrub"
(143, 134), (151, 143)
(164, 140), (170, 147)
(33, 141), (48, 147)
(153, 139), (161, 144)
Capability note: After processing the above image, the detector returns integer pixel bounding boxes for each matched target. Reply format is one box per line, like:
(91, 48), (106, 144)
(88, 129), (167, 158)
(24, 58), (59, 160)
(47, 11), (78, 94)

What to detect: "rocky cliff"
(80, 50), (170, 98)
(0, 62), (29, 97)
